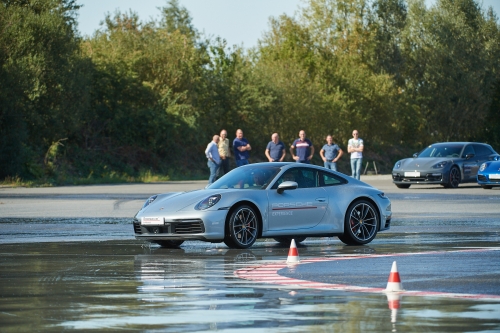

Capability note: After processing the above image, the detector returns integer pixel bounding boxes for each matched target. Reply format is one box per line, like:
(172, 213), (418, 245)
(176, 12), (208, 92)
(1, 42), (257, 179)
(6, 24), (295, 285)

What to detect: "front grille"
(133, 223), (142, 234)
(172, 219), (205, 234)
(478, 175), (487, 181)
(393, 173), (442, 182)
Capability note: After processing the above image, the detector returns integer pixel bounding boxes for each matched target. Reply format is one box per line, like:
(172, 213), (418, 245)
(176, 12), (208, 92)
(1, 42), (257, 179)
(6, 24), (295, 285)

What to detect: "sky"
(76, 0), (500, 49)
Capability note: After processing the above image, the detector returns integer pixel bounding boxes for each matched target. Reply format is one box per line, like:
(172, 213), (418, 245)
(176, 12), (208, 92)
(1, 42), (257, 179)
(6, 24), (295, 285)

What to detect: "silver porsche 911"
(133, 163), (392, 249)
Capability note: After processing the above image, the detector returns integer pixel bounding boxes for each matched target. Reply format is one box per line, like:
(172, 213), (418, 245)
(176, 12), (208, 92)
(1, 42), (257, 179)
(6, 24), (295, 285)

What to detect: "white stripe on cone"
(385, 261), (404, 292)
(286, 239), (300, 263)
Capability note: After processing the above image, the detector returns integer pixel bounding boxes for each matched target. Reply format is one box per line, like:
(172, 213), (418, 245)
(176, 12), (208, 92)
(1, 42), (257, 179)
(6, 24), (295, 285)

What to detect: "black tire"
(154, 240), (184, 248)
(443, 166), (460, 188)
(273, 237), (306, 244)
(395, 184), (411, 189)
(339, 200), (379, 245)
(482, 185), (493, 189)
(224, 205), (259, 249)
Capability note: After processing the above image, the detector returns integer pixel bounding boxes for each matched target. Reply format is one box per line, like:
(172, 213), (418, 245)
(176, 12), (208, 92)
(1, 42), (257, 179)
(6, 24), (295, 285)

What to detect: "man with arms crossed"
(348, 130), (363, 180)
(233, 129), (251, 167)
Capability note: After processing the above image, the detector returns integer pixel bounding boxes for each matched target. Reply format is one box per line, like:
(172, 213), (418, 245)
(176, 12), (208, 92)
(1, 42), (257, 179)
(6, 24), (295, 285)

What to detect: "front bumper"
(133, 210), (228, 241)
(392, 171), (444, 185)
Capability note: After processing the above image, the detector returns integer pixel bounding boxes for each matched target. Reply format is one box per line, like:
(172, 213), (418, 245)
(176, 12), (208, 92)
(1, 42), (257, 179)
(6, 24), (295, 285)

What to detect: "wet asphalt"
(1, 176), (500, 332)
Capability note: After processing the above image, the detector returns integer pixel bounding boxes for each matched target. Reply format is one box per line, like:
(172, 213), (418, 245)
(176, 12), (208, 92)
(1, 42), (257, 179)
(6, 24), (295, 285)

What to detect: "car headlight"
(195, 194), (221, 210)
(142, 195), (158, 209)
(479, 163), (488, 172)
(432, 161), (449, 169)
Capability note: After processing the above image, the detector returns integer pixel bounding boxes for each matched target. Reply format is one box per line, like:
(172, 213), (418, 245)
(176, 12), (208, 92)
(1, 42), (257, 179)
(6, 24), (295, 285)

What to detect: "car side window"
(473, 144), (493, 157)
(462, 145), (475, 158)
(319, 171), (347, 186)
(272, 168), (318, 189)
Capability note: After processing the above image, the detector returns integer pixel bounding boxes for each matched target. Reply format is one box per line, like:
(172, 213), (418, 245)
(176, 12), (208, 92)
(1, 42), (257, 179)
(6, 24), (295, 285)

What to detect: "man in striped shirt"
(290, 130), (314, 164)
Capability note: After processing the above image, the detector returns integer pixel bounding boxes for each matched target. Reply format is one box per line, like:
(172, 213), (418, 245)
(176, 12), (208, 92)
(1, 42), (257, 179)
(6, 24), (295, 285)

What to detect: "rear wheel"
(481, 185), (493, 189)
(154, 240), (184, 248)
(273, 237), (306, 244)
(338, 200), (379, 245)
(443, 166), (460, 188)
(224, 205), (259, 249)
(395, 184), (410, 189)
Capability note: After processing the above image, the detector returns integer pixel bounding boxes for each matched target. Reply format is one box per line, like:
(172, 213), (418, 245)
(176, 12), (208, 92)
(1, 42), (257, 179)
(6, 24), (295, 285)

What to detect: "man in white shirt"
(348, 130), (364, 180)
(205, 135), (221, 184)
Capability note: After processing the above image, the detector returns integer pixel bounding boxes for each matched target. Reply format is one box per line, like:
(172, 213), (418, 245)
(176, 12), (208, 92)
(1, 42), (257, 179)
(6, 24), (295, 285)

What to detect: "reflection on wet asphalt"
(1, 239), (500, 332)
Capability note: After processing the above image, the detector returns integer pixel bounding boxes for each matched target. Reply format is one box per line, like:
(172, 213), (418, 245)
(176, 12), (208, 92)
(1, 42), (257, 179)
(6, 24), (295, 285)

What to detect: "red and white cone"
(385, 261), (404, 292)
(286, 239), (300, 264)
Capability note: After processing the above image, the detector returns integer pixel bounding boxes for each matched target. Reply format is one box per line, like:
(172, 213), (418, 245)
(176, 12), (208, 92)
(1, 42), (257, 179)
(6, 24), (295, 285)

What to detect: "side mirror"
(277, 181), (298, 194)
(465, 153), (475, 160)
(412, 153), (418, 158)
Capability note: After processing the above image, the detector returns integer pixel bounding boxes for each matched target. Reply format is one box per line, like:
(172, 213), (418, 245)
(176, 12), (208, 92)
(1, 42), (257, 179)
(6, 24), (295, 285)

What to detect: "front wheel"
(395, 184), (411, 189)
(224, 205), (259, 249)
(443, 166), (460, 188)
(154, 240), (184, 248)
(339, 200), (379, 245)
(481, 185), (493, 189)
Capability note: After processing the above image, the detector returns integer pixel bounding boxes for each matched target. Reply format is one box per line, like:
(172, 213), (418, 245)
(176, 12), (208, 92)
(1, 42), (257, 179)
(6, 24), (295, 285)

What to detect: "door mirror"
(465, 153), (475, 160)
(412, 153), (418, 158)
(277, 181), (298, 194)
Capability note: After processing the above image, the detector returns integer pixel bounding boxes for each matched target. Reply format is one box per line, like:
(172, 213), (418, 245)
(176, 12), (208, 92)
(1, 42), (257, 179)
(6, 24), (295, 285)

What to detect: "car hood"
(138, 189), (239, 215)
(399, 157), (451, 170)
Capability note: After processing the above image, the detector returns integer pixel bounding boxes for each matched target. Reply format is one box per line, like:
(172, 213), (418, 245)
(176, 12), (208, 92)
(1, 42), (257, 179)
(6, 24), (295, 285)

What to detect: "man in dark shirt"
(265, 133), (286, 162)
(290, 130), (314, 164)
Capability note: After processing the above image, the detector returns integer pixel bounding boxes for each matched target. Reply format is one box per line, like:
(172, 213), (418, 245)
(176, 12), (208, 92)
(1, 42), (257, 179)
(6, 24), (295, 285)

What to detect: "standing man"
(233, 129), (251, 167)
(217, 129), (231, 175)
(290, 130), (314, 164)
(205, 135), (220, 184)
(348, 129), (364, 180)
(265, 133), (286, 162)
(320, 135), (343, 171)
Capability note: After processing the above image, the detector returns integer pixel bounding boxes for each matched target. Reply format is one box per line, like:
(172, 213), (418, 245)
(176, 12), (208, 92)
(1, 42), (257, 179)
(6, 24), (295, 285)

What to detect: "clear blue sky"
(76, 0), (500, 49)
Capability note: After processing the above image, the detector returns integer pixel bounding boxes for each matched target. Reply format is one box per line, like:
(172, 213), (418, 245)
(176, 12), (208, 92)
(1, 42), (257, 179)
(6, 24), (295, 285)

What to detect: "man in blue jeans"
(205, 135), (220, 184)
(348, 130), (364, 180)
(320, 135), (343, 171)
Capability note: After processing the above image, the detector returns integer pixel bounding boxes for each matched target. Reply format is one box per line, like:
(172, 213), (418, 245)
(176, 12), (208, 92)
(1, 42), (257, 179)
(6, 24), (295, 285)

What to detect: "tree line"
(1, 0), (499, 183)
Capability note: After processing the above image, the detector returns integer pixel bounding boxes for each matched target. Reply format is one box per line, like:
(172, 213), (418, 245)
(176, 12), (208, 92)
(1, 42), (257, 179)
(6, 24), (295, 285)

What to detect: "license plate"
(141, 217), (164, 225)
(489, 174), (500, 180)
(404, 171), (420, 177)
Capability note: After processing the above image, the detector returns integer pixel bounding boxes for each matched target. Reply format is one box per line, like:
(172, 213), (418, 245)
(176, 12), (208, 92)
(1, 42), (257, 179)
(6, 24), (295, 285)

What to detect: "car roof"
(429, 142), (489, 146)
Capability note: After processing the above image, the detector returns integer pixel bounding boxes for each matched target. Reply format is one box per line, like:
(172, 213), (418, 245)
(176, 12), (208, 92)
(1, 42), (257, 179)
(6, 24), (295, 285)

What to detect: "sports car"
(133, 162), (392, 249)
(392, 142), (499, 188)
(477, 158), (500, 189)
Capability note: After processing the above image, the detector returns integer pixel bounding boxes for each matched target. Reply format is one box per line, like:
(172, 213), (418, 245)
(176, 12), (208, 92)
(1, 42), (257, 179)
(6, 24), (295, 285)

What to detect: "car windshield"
(418, 144), (464, 158)
(207, 165), (281, 190)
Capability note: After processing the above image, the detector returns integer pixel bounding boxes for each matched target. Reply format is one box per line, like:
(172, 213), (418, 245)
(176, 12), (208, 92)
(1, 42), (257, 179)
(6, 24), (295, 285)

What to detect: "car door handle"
(316, 198), (326, 202)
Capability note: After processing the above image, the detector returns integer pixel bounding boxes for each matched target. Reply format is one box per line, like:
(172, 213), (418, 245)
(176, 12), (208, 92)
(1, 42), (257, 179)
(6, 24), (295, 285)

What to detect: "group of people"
(204, 129), (364, 184)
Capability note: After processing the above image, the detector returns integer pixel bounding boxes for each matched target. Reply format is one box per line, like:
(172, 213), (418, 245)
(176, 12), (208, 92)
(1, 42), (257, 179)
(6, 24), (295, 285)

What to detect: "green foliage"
(1, 0), (500, 184)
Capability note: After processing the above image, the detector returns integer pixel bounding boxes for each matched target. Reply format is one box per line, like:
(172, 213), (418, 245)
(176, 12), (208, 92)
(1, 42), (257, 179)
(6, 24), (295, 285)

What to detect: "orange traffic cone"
(286, 239), (300, 264)
(385, 261), (404, 292)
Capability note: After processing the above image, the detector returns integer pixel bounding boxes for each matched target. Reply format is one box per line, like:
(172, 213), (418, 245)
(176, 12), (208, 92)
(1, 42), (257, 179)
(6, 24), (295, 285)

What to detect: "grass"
(1, 169), (207, 187)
